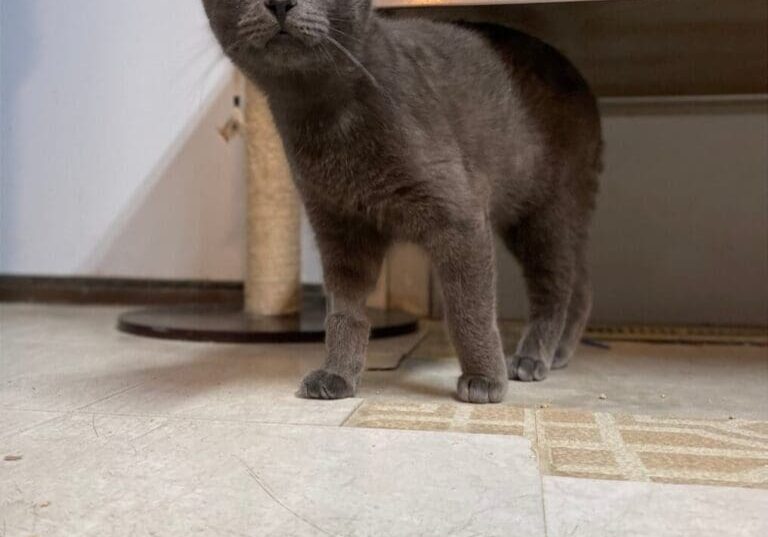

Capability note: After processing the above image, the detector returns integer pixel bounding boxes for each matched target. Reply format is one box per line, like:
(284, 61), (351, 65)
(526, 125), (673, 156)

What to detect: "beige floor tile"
(366, 328), (428, 370)
(0, 414), (545, 537)
(81, 344), (361, 425)
(369, 338), (768, 420)
(4, 303), (768, 534)
(542, 476), (768, 537)
(0, 409), (61, 440)
(3, 304), (422, 425)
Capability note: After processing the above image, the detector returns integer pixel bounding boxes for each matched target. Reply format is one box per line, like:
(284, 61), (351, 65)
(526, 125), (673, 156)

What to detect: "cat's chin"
(264, 28), (324, 51)
(252, 37), (324, 72)
(266, 32), (299, 48)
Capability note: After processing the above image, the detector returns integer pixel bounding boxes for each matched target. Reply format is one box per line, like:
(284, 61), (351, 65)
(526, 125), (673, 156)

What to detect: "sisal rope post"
(243, 82), (301, 316)
(115, 79), (417, 345)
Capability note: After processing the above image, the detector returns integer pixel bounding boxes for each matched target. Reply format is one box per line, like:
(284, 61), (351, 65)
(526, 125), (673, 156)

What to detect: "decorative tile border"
(345, 401), (768, 489)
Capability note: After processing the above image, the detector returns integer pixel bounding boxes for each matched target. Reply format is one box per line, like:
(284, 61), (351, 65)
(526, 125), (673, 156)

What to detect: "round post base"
(117, 295), (418, 344)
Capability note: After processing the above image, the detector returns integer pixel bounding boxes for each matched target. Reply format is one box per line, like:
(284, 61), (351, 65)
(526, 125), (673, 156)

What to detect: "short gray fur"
(202, 0), (602, 403)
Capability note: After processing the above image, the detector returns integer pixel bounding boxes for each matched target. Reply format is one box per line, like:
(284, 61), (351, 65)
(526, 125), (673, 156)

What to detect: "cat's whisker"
(237, 20), (266, 41)
(324, 35), (382, 91)
(318, 43), (344, 79)
(223, 37), (251, 57)
(237, 12), (262, 29)
(328, 26), (361, 44)
(302, 14), (331, 25)
(238, 29), (261, 43)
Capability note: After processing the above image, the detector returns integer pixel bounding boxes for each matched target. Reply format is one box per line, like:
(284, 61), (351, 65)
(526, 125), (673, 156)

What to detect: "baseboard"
(0, 275), (323, 306)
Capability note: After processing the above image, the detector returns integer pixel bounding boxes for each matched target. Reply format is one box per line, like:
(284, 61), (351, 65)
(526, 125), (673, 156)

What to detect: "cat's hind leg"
(428, 216), (508, 404)
(505, 208), (575, 382)
(552, 243), (592, 370)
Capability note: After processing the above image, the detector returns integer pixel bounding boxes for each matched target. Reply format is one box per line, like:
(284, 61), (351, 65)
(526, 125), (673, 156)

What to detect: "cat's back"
(456, 23), (594, 100)
(457, 22), (601, 143)
(366, 16), (601, 216)
(372, 16), (493, 65)
(371, 17), (599, 134)
(367, 16), (534, 173)
(370, 16), (516, 102)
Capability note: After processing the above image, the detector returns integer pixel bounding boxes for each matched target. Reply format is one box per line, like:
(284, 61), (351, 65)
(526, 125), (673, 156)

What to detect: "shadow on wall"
(498, 100), (768, 326)
(79, 74), (248, 281)
(1, 1), (248, 280)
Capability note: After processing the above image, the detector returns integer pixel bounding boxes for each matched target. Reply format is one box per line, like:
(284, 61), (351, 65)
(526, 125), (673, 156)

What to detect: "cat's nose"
(264, 0), (297, 28)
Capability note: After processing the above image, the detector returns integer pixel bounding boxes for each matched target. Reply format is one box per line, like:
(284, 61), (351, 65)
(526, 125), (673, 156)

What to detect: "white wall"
(1, 0), (248, 280)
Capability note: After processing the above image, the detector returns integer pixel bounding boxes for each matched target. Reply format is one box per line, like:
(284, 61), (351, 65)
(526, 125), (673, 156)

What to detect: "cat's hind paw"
(297, 369), (356, 400)
(507, 355), (550, 382)
(457, 374), (507, 404)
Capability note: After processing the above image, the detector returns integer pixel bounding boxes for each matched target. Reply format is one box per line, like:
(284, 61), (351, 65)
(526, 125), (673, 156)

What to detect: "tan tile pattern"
(345, 401), (768, 489)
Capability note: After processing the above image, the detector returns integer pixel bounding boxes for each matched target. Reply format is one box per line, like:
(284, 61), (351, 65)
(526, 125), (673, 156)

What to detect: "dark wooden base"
(117, 296), (419, 343)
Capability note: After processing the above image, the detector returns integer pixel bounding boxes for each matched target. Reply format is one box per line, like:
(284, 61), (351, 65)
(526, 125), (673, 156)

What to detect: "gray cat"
(202, 0), (602, 403)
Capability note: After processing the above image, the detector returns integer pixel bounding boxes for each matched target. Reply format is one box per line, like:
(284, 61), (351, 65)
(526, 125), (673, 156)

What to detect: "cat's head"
(202, 0), (372, 74)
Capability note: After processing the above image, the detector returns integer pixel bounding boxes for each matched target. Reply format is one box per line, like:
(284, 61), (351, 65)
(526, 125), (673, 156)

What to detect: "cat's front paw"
(297, 369), (356, 400)
(507, 355), (549, 382)
(457, 374), (507, 404)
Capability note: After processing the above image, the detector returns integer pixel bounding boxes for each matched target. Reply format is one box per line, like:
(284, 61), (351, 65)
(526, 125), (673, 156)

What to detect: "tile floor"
(1, 304), (767, 536)
(346, 401), (768, 488)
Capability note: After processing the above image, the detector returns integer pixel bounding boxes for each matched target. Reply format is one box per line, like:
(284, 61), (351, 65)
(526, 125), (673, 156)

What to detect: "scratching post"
(243, 83), (301, 316)
(117, 78), (417, 343)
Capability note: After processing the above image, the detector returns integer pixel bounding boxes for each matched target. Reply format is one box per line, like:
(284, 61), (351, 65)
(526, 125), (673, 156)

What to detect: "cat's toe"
(507, 355), (549, 382)
(457, 374), (507, 404)
(551, 353), (571, 370)
(297, 369), (355, 400)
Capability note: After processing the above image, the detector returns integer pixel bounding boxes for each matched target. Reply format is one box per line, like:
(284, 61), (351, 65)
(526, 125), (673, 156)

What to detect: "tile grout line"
(539, 472), (551, 537)
(74, 410), (365, 429)
(2, 407), (370, 431)
(533, 408), (551, 537)
(0, 412), (70, 442)
(365, 330), (430, 372)
(338, 399), (365, 427)
(525, 404), (551, 536)
(74, 381), (149, 412)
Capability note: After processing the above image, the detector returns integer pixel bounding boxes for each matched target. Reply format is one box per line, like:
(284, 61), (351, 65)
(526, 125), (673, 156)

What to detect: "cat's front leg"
(428, 217), (508, 404)
(298, 218), (389, 400)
